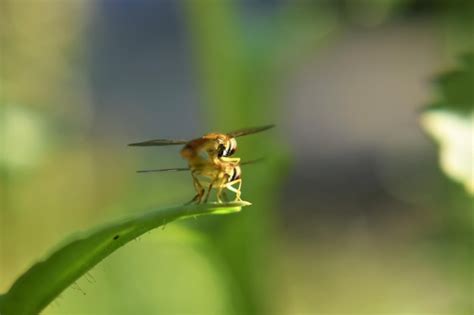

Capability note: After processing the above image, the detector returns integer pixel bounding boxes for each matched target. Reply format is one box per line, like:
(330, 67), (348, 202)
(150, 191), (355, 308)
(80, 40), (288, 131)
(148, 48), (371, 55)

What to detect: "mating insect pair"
(129, 125), (273, 204)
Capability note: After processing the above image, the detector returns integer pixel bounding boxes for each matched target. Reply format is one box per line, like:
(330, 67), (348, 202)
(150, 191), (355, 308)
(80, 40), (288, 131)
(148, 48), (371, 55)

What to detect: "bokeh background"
(1, 1), (472, 314)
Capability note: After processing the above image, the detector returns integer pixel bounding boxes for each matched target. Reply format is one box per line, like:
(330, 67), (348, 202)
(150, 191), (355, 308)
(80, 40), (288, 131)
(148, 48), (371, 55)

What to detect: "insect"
(129, 125), (273, 204)
(137, 158), (263, 204)
(129, 124), (274, 165)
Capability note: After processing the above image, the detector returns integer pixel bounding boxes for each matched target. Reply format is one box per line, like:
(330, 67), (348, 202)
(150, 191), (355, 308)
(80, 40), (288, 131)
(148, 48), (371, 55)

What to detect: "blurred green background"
(0, 0), (472, 314)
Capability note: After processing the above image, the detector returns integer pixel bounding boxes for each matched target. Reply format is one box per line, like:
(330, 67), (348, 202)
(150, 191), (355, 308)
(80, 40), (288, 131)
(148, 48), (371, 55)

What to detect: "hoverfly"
(129, 125), (273, 203)
(137, 159), (263, 204)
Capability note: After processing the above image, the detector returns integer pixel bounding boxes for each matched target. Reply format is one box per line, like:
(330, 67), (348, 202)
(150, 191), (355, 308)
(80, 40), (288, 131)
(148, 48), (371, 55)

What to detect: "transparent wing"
(136, 158), (264, 173)
(136, 167), (189, 173)
(128, 139), (188, 147)
(226, 124), (275, 137)
(240, 157), (265, 166)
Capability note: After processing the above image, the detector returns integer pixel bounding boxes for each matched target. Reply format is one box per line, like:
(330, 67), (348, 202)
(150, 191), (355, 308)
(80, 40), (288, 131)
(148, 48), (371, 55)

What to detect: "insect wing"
(136, 158), (263, 173)
(240, 157), (265, 166)
(226, 124), (275, 138)
(128, 139), (188, 146)
(136, 167), (190, 173)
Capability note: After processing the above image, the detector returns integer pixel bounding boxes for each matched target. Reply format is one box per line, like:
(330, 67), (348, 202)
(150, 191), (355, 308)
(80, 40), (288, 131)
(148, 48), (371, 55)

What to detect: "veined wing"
(129, 124), (274, 146)
(240, 157), (265, 165)
(136, 158), (264, 173)
(128, 139), (188, 147)
(136, 167), (189, 173)
(226, 124), (275, 138)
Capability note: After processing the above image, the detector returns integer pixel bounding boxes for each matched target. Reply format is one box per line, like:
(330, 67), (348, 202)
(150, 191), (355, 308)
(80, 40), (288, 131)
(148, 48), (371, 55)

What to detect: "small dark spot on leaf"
(113, 235), (120, 240)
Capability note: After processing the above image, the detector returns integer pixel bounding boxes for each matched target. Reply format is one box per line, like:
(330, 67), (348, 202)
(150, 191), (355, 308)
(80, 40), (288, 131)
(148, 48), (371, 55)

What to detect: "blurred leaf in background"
(439, 0), (474, 56)
(421, 52), (474, 195)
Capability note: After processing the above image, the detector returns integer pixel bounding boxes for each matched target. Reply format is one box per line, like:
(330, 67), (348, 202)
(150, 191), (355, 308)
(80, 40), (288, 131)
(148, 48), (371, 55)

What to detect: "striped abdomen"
(229, 165), (241, 182)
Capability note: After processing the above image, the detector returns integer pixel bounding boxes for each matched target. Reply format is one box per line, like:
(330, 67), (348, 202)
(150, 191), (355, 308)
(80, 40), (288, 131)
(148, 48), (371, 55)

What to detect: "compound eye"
(220, 142), (235, 157)
(217, 144), (226, 157)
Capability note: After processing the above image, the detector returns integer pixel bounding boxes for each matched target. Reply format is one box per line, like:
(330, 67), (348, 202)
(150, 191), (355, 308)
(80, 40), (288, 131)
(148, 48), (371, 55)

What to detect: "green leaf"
(421, 110), (474, 195)
(428, 52), (474, 113)
(421, 51), (474, 195)
(0, 201), (250, 315)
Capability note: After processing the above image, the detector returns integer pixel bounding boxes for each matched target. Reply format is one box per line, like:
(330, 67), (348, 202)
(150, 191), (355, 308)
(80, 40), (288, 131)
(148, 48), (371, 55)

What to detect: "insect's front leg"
(225, 179), (243, 201)
(220, 156), (241, 164)
(216, 179), (229, 203)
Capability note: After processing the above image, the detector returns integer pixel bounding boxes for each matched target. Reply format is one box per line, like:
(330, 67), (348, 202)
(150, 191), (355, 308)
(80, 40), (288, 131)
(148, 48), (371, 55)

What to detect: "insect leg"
(216, 186), (224, 203)
(186, 193), (200, 205)
(185, 171), (205, 204)
(203, 172), (222, 203)
(213, 172), (227, 203)
(216, 180), (227, 203)
(220, 157), (241, 164)
(225, 179), (242, 201)
(203, 182), (214, 203)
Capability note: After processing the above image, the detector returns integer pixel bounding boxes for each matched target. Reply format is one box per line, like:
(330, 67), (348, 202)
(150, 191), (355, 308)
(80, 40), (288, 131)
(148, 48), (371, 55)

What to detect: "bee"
(129, 125), (274, 165)
(137, 159), (263, 204)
